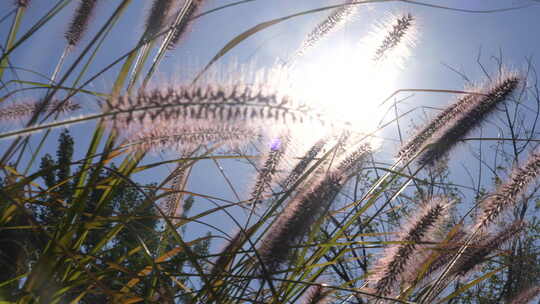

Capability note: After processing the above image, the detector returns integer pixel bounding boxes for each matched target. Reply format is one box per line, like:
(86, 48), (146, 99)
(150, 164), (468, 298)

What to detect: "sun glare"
(288, 44), (401, 144)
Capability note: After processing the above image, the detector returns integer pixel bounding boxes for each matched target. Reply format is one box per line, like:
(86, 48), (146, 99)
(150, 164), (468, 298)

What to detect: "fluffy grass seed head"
(109, 81), (331, 152)
(336, 142), (372, 176)
(397, 93), (476, 162)
(369, 196), (450, 296)
(250, 135), (290, 203)
(373, 13), (414, 61)
(362, 12), (418, 67)
(296, 0), (358, 57)
(281, 139), (326, 189)
(65, 0), (99, 47)
(162, 163), (189, 223)
(258, 172), (341, 271)
(453, 220), (525, 277)
(210, 227), (253, 279)
(145, 0), (176, 39)
(418, 72), (521, 166)
(477, 149), (540, 229)
(403, 227), (467, 284)
(0, 99), (80, 123)
(167, 0), (204, 50)
(123, 124), (260, 154)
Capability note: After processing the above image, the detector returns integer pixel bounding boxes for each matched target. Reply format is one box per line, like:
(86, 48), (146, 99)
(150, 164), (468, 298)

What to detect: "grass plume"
(258, 172), (341, 271)
(397, 94), (475, 162)
(281, 139), (326, 189)
(369, 197), (449, 296)
(296, 1), (357, 57)
(477, 150), (540, 229)
(124, 125), (259, 153)
(145, 0), (175, 38)
(65, 0), (99, 47)
(0, 99), (80, 123)
(167, 0), (204, 50)
(251, 136), (289, 203)
(110, 83), (331, 142)
(162, 163), (190, 223)
(452, 221), (524, 277)
(418, 73), (520, 166)
(337, 142), (371, 176)
(373, 13), (414, 62)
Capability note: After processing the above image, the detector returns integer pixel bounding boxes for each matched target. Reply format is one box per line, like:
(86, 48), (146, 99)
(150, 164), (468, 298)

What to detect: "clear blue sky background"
(2, 0), (540, 239)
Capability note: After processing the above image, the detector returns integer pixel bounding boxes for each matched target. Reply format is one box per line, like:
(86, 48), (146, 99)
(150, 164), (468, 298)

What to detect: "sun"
(287, 44), (401, 143)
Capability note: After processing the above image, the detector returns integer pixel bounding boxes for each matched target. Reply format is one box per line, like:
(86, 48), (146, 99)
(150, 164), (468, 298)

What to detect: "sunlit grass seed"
(418, 74), (520, 166)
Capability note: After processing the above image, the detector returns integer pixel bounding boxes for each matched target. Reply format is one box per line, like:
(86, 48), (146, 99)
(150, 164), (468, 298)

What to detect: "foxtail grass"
(452, 221), (524, 277)
(281, 139), (326, 189)
(251, 136), (290, 203)
(373, 13), (414, 62)
(162, 162), (190, 224)
(145, 0), (175, 38)
(167, 0), (204, 50)
(397, 94), (474, 162)
(296, 1), (357, 57)
(109, 84), (333, 147)
(477, 150), (540, 229)
(0, 99), (80, 123)
(337, 142), (371, 176)
(258, 172), (341, 271)
(369, 197), (449, 296)
(418, 73), (520, 166)
(404, 228), (467, 284)
(124, 125), (259, 153)
(65, 0), (99, 47)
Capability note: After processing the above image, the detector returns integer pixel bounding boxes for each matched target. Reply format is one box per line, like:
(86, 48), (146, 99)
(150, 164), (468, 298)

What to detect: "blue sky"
(2, 0), (540, 240)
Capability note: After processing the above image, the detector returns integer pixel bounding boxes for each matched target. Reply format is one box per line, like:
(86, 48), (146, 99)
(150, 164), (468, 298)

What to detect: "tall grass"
(0, 1), (539, 303)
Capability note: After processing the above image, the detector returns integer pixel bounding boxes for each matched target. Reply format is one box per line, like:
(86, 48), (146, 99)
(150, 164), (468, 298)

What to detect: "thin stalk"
(22, 46), (70, 176)
(141, 0), (195, 89)
(0, 5), (26, 80)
